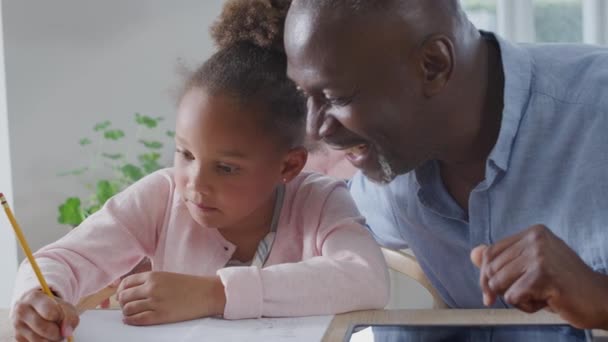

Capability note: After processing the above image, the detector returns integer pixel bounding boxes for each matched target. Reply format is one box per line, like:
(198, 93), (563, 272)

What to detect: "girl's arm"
(217, 182), (390, 319)
(12, 170), (173, 307)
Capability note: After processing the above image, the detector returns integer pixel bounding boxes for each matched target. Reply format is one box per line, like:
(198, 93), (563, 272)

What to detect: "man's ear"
(280, 147), (308, 183)
(418, 34), (454, 98)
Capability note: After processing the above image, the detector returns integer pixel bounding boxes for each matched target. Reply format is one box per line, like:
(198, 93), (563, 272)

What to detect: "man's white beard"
(378, 154), (396, 184)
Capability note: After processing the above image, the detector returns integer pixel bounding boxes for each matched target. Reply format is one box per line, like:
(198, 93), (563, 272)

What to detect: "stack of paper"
(74, 310), (333, 342)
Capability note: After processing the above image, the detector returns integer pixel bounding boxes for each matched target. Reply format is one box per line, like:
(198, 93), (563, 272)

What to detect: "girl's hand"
(12, 288), (79, 341)
(116, 271), (226, 326)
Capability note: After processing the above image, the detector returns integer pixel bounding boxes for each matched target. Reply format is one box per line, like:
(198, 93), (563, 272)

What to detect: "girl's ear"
(280, 147), (308, 183)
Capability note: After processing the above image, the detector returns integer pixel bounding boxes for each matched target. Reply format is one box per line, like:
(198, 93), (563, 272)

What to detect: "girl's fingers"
(122, 310), (159, 326)
(118, 273), (148, 293)
(122, 298), (154, 317)
(24, 291), (61, 323)
(59, 303), (80, 338)
(17, 321), (57, 342)
(22, 307), (62, 341)
(117, 284), (149, 307)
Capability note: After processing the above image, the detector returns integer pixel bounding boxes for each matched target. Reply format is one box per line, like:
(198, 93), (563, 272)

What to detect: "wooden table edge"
(321, 309), (608, 342)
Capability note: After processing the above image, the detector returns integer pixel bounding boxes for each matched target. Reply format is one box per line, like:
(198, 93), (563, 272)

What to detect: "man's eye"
(296, 87), (309, 98)
(327, 96), (352, 106)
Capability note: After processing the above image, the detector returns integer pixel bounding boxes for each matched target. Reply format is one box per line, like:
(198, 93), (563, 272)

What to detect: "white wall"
(0, 1), (18, 309)
(3, 0), (224, 260)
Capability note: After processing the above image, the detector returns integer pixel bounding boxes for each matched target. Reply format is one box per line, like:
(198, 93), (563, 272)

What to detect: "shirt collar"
(414, 32), (533, 192)
(484, 31), (533, 173)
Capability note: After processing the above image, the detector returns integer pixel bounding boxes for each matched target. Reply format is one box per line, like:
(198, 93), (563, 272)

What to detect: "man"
(284, 0), (608, 329)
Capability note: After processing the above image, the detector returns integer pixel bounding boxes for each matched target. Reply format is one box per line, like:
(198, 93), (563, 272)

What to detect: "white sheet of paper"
(74, 310), (334, 342)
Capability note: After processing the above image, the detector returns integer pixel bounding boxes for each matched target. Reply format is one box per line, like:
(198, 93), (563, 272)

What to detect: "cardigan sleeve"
(217, 182), (389, 319)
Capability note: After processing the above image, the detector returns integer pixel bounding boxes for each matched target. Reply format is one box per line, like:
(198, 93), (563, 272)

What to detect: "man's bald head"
(287, 0), (470, 54)
(284, 0), (487, 182)
(290, 0), (465, 22)
(293, 0), (460, 11)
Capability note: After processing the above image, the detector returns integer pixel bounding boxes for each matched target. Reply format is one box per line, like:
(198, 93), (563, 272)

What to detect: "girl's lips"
(190, 201), (218, 212)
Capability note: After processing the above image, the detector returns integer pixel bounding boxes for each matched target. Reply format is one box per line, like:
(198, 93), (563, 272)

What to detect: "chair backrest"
(381, 247), (448, 309)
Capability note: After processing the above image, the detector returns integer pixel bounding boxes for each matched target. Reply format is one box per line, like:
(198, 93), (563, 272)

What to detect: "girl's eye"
(175, 149), (194, 161)
(216, 163), (239, 175)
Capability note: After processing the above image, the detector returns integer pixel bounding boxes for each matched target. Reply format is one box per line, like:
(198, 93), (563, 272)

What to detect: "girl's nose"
(188, 165), (211, 195)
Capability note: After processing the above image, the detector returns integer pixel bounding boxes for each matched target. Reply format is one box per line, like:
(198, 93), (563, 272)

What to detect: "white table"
(2, 308), (607, 342)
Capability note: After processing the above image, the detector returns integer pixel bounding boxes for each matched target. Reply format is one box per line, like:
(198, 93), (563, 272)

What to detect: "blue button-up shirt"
(350, 32), (608, 308)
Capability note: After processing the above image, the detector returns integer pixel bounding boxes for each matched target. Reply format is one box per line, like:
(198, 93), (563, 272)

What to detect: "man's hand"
(116, 272), (226, 326)
(471, 224), (608, 329)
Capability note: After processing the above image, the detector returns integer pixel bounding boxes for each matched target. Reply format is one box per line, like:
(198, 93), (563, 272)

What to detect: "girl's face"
(174, 88), (306, 231)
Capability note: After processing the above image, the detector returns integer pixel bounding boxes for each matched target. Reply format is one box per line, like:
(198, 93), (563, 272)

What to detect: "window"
(534, 0), (582, 43)
(461, 0), (606, 45)
(462, 0), (497, 32)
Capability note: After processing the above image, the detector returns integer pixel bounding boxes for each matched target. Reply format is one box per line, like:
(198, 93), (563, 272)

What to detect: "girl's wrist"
(208, 276), (226, 317)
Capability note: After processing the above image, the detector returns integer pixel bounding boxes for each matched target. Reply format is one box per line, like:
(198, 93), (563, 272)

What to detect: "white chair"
(381, 247), (448, 309)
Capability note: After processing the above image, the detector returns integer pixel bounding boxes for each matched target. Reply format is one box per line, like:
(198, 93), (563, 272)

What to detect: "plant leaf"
(94, 121), (111, 132)
(138, 152), (160, 163)
(166, 130), (175, 138)
(104, 129), (125, 140)
(139, 140), (163, 149)
(58, 197), (86, 226)
(121, 164), (144, 182)
(95, 180), (120, 204)
(138, 153), (162, 173)
(79, 138), (92, 146)
(102, 153), (124, 160)
(135, 113), (159, 128)
(85, 204), (101, 216)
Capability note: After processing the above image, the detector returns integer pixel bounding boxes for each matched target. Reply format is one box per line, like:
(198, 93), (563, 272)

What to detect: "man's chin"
(358, 158), (417, 184)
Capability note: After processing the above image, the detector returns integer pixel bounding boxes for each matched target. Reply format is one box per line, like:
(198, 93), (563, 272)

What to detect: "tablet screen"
(345, 324), (594, 342)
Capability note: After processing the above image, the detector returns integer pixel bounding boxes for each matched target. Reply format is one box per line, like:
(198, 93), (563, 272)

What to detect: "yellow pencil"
(1, 193), (74, 342)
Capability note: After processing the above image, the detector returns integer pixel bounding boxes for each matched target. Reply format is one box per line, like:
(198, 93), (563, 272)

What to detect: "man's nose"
(306, 97), (324, 140)
(306, 98), (337, 140)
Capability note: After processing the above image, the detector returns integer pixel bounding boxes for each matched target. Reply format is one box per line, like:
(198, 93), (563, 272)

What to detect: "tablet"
(344, 324), (598, 342)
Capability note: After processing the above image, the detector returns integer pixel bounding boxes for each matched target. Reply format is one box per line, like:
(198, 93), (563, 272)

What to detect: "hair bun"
(211, 0), (291, 52)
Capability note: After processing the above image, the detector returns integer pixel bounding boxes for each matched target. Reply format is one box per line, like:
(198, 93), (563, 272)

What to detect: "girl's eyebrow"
(218, 150), (248, 159)
(175, 135), (248, 159)
(175, 136), (189, 145)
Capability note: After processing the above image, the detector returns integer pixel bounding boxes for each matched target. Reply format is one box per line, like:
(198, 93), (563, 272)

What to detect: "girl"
(10, 0), (389, 340)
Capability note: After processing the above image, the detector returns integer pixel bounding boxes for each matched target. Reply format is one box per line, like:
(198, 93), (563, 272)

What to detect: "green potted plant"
(57, 113), (173, 309)
(58, 113), (174, 227)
